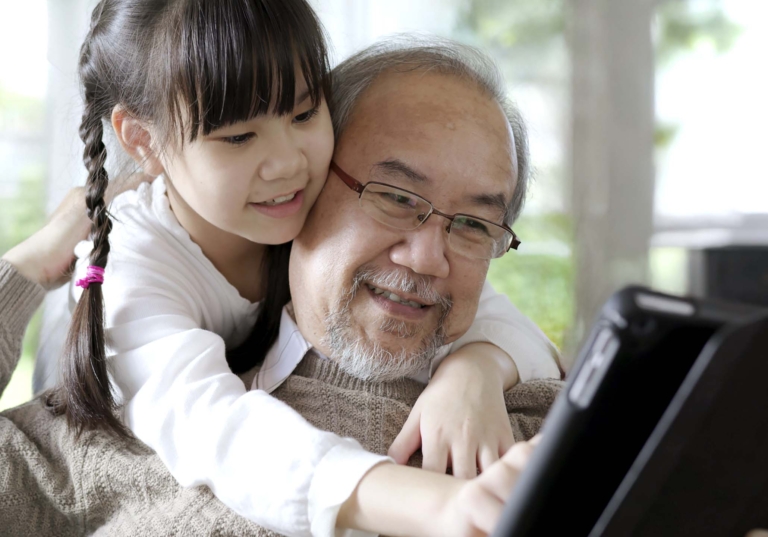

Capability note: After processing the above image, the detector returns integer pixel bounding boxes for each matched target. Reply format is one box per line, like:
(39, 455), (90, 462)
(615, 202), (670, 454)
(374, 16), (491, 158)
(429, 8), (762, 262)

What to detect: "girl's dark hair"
(52, 0), (330, 438)
(226, 242), (292, 373)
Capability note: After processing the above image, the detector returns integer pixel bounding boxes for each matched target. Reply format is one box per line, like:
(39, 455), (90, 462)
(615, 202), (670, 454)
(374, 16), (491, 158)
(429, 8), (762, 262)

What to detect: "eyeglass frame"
(329, 160), (521, 256)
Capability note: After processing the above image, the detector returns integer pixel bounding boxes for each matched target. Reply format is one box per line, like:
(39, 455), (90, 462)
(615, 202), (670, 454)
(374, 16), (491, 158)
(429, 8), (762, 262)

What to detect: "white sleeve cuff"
(308, 439), (392, 537)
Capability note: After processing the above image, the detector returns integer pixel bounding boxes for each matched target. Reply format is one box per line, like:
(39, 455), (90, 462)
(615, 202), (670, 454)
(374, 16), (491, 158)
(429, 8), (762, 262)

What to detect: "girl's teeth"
(262, 193), (296, 206)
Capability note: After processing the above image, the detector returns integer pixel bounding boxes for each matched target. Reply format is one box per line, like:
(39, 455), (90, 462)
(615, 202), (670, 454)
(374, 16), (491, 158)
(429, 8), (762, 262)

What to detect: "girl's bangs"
(172, 0), (330, 142)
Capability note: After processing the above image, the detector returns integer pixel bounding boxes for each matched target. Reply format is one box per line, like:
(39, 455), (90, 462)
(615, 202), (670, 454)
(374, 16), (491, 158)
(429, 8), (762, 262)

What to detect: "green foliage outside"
(655, 1), (742, 66)
(488, 214), (574, 349)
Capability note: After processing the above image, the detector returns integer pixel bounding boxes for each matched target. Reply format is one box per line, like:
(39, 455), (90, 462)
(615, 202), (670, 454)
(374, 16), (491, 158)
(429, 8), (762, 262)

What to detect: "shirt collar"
(253, 306), (312, 392)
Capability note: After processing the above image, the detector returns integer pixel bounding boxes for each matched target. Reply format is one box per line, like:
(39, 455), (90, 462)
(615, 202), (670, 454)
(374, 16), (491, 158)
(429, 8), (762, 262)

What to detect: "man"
(0, 37), (561, 536)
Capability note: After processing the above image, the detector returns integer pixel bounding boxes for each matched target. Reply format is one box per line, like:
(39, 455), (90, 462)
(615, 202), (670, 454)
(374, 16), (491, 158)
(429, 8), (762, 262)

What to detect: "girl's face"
(157, 82), (334, 249)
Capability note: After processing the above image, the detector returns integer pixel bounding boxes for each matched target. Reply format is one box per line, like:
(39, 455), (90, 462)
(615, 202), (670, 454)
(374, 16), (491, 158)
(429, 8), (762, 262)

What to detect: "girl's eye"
(293, 107), (319, 124)
(222, 133), (255, 146)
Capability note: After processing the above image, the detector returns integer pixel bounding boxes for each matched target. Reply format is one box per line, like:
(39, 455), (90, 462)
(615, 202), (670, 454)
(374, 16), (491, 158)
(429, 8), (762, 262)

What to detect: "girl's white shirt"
(64, 177), (560, 537)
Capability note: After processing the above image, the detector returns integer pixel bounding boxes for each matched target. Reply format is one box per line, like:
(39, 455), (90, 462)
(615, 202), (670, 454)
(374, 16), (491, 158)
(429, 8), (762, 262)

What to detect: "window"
(0, 0), (48, 410)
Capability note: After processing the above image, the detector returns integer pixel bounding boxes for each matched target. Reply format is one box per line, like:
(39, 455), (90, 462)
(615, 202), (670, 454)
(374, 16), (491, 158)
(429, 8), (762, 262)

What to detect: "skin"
(113, 80), (334, 302)
(290, 69), (519, 359)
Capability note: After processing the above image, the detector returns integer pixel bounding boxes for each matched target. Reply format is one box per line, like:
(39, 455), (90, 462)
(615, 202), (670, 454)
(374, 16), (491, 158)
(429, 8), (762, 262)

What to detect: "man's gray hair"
(329, 35), (530, 224)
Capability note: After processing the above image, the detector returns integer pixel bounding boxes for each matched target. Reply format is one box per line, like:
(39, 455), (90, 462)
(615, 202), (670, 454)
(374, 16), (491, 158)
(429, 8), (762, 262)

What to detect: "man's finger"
(388, 411), (422, 465)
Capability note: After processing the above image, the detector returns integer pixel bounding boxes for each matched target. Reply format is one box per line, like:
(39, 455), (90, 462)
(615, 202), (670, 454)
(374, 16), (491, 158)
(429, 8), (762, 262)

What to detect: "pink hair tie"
(76, 265), (105, 289)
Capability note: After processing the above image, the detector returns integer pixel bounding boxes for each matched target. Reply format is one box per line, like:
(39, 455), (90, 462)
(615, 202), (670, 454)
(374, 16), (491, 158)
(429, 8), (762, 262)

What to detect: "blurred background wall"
(1, 0), (765, 410)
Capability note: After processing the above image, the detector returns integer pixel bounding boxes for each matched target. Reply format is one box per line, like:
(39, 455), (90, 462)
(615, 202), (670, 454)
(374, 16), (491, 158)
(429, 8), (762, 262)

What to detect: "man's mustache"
(350, 265), (453, 313)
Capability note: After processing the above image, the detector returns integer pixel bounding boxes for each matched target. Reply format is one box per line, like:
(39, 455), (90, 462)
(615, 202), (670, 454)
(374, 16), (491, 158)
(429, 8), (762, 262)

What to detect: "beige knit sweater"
(0, 260), (563, 536)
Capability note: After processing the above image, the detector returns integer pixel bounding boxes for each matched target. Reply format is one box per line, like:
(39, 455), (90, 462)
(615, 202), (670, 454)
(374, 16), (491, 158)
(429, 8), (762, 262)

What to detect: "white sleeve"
(445, 280), (562, 382)
(102, 284), (388, 537)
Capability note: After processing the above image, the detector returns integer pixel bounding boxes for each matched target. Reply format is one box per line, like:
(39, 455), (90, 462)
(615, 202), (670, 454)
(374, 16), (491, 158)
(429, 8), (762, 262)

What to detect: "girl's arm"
(104, 295), (388, 537)
(389, 280), (561, 477)
(86, 234), (386, 537)
(340, 437), (538, 537)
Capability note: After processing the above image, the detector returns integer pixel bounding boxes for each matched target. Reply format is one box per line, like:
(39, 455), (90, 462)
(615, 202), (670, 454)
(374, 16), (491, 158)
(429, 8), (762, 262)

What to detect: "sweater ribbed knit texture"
(0, 260), (45, 396)
(0, 260), (562, 536)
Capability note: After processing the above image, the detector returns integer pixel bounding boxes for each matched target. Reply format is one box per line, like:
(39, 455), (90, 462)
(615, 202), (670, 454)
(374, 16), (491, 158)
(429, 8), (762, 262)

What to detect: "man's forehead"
(336, 70), (518, 197)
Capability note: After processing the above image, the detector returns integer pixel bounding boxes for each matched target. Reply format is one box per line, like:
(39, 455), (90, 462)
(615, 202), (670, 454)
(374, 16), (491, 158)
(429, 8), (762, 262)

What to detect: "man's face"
(290, 70), (518, 380)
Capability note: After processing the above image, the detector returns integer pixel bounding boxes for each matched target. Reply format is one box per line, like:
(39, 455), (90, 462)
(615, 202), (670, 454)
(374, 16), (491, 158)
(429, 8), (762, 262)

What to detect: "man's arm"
(0, 260), (45, 396)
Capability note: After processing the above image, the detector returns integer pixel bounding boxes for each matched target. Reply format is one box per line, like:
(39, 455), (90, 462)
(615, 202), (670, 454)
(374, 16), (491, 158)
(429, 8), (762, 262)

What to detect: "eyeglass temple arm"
(330, 161), (366, 195)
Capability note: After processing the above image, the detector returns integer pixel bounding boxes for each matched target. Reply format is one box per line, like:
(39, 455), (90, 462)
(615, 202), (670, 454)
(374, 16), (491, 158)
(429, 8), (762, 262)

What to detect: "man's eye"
(454, 217), (490, 235)
(383, 192), (416, 207)
(222, 133), (255, 146)
(294, 107), (319, 124)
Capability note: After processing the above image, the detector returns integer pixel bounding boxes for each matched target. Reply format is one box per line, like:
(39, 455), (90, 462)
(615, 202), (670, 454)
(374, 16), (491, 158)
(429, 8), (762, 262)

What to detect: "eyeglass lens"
(359, 183), (511, 259)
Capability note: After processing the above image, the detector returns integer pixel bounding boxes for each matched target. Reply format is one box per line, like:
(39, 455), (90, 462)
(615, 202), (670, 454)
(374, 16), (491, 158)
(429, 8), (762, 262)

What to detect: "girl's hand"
(2, 173), (152, 289)
(338, 437), (540, 537)
(389, 342), (518, 478)
(438, 438), (538, 537)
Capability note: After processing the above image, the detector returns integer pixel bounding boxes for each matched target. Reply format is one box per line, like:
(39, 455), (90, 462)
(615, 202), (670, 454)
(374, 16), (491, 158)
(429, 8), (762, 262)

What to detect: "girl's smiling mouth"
(249, 189), (305, 218)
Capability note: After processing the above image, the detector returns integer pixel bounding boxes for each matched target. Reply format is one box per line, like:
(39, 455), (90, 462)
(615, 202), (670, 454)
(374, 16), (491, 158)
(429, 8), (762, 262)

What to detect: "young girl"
(51, 0), (559, 535)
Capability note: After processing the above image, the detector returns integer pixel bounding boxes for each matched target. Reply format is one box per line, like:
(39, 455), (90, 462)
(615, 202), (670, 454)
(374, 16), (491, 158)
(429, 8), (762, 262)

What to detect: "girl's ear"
(111, 106), (165, 177)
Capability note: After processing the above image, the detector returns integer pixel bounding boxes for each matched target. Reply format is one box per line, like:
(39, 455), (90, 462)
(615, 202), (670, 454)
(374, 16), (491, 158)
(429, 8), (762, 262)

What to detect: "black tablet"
(491, 286), (759, 537)
(591, 311), (768, 537)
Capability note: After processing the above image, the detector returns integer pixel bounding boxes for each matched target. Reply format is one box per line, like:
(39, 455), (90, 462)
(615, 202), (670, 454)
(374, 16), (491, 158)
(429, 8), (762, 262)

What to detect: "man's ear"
(111, 106), (165, 177)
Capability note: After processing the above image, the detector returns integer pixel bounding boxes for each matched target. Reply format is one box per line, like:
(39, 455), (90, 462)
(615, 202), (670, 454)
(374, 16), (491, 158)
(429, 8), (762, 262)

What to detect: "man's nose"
(388, 218), (450, 280)
(259, 131), (307, 182)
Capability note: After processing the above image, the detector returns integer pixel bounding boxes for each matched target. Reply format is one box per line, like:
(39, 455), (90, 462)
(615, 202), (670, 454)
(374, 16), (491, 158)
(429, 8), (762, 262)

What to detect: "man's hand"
(389, 343), (516, 478)
(2, 173), (152, 289)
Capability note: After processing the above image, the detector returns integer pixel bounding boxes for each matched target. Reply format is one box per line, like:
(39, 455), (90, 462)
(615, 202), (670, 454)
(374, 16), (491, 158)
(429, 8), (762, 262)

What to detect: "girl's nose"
(259, 132), (307, 182)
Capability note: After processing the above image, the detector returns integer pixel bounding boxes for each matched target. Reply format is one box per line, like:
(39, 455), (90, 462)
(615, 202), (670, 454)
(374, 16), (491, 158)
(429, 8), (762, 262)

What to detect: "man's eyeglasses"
(330, 161), (521, 261)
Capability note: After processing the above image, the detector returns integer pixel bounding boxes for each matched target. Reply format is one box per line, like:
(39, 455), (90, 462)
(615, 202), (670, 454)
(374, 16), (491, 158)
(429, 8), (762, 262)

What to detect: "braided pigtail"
(60, 97), (129, 438)
(52, 7), (130, 438)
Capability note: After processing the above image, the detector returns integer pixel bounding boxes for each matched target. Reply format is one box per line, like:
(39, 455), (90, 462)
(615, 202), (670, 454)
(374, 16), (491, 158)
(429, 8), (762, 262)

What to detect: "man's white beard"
(323, 265), (452, 382)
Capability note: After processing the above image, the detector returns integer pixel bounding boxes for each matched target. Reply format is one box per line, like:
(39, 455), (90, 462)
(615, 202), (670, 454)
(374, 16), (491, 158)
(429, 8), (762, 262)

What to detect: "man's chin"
(324, 322), (445, 382)
(376, 317), (431, 341)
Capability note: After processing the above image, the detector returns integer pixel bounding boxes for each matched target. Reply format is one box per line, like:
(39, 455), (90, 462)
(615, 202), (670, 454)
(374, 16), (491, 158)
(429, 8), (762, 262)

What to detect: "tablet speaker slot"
(569, 328), (620, 409)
